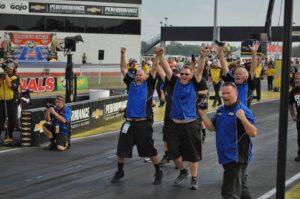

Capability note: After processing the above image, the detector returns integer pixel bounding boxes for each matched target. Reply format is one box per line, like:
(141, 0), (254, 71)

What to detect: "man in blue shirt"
(199, 82), (257, 199)
(42, 95), (72, 151)
(158, 47), (207, 190)
(111, 47), (163, 185)
(219, 41), (260, 107)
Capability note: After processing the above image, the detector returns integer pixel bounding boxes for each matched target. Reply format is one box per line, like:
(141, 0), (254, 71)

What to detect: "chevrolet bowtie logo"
(86, 7), (101, 13)
(30, 5), (46, 10)
(92, 109), (103, 119)
(34, 120), (46, 133)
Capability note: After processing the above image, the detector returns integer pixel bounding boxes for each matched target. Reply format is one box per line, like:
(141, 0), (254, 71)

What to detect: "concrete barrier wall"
(21, 95), (127, 146)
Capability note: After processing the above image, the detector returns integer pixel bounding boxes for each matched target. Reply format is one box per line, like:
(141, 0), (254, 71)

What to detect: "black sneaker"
(44, 142), (56, 150)
(153, 170), (163, 185)
(295, 156), (300, 162)
(174, 169), (189, 185)
(190, 178), (198, 190)
(111, 171), (124, 183)
(159, 156), (170, 167)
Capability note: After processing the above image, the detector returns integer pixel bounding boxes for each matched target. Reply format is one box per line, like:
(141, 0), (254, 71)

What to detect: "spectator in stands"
(0, 61), (20, 146)
(42, 95), (72, 151)
(142, 60), (150, 76)
(266, 63), (276, 91)
(254, 60), (263, 101)
(209, 60), (222, 107)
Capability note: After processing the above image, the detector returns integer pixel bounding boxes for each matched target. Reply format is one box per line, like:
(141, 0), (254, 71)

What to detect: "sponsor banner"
(104, 99), (127, 120)
(103, 6), (138, 17)
(26, 95), (127, 145)
(21, 77), (56, 92)
(267, 45), (283, 60)
(0, 1), (29, 14)
(29, 2), (138, 17)
(57, 76), (88, 91)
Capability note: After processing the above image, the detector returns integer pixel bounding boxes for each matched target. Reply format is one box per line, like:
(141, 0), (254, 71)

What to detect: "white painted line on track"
(0, 148), (20, 154)
(257, 172), (300, 199)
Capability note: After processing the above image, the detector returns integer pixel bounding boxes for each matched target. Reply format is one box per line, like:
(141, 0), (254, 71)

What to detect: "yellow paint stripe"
(286, 183), (300, 199)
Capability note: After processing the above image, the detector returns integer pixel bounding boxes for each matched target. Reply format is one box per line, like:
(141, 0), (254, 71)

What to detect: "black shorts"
(43, 123), (68, 147)
(117, 120), (158, 158)
(167, 119), (202, 162)
(162, 117), (171, 142)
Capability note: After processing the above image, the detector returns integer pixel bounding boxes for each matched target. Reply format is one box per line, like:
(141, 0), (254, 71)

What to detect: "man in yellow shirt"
(209, 60), (222, 107)
(265, 63), (276, 91)
(0, 61), (20, 146)
(255, 64), (263, 101)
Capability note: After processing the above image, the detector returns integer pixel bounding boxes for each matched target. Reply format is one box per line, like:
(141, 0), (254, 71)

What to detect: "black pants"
(0, 99), (18, 139)
(255, 78), (261, 101)
(222, 162), (252, 199)
(213, 81), (222, 105)
(267, 76), (274, 91)
(296, 120), (300, 157)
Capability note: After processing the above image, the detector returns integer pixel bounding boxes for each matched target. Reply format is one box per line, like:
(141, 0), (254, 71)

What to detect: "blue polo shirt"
(212, 101), (255, 165)
(52, 106), (72, 135)
(169, 75), (207, 120)
(124, 74), (156, 119)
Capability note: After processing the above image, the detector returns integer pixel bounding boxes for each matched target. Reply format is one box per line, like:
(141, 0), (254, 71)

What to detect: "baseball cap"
(129, 58), (137, 64)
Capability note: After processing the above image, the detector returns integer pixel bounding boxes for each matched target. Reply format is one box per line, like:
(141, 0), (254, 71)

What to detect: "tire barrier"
(20, 111), (32, 147)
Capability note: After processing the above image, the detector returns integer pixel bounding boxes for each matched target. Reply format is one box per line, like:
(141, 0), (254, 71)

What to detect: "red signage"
(21, 77), (55, 92)
(11, 33), (51, 45)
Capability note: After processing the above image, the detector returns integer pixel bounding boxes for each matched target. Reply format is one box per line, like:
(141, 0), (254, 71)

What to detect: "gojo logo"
(0, 3), (6, 9)
(10, 3), (27, 11)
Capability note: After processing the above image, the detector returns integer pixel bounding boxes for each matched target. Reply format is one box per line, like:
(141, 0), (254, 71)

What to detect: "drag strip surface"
(0, 100), (299, 199)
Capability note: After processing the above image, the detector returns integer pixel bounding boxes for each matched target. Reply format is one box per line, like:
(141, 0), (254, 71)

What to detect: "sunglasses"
(180, 73), (191, 76)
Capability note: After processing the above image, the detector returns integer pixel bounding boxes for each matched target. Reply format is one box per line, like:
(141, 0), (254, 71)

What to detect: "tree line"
(142, 41), (300, 57)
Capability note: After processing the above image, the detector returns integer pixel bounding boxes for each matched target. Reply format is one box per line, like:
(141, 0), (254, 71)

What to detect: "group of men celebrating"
(110, 41), (260, 199)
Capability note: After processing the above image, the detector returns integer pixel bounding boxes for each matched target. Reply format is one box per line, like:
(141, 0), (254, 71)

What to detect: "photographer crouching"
(0, 60), (20, 146)
(42, 95), (72, 151)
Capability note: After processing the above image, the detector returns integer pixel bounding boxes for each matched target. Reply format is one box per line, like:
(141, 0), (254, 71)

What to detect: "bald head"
(234, 67), (249, 84)
(135, 69), (147, 85)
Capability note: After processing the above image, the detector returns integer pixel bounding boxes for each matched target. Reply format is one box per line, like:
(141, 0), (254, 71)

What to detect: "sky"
(141, 0), (300, 43)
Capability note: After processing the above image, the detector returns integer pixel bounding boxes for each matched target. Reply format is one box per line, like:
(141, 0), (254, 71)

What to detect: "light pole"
(213, 0), (219, 41)
(164, 17), (168, 26)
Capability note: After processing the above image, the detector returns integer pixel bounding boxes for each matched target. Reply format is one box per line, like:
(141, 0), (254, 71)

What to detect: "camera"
(197, 95), (208, 110)
(46, 103), (55, 108)
(214, 40), (225, 47)
(191, 54), (196, 62)
(64, 35), (84, 51)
